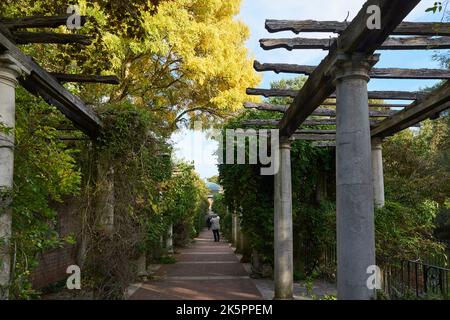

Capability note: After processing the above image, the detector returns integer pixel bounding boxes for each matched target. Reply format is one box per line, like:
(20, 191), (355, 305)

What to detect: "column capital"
(0, 54), (23, 88)
(333, 53), (379, 83)
(371, 137), (383, 150)
(280, 140), (292, 150)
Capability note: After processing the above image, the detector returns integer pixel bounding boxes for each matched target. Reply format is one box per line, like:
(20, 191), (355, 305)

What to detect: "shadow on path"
(128, 229), (263, 300)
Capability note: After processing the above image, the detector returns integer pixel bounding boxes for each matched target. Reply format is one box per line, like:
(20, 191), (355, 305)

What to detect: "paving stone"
(129, 229), (263, 300)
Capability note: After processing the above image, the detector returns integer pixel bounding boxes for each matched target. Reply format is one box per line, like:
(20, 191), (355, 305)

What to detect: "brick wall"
(30, 244), (77, 288)
(31, 197), (81, 289)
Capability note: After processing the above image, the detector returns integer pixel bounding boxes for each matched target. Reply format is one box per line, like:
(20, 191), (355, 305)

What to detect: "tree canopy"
(1, 0), (260, 131)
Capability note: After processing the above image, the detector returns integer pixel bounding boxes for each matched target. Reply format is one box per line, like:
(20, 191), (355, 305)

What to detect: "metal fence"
(382, 260), (450, 299)
(303, 240), (450, 299)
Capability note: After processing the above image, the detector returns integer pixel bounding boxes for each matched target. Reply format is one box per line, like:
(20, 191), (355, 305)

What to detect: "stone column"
(371, 138), (385, 209)
(96, 159), (114, 235)
(166, 223), (173, 254)
(236, 217), (242, 252)
(273, 140), (293, 300)
(232, 212), (237, 247)
(334, 53), (378, 300)
(0, 55), (21, 299)
(136, 253), (147, 279)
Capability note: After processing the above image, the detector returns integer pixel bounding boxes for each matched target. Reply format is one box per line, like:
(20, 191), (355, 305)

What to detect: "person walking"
(206, 212), (213, 230)
(210, 214), (221, 242)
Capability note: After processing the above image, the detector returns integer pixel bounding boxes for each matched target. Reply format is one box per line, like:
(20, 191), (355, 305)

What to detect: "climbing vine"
(217, 76), (448, 282)
(8, 88), (81, 299)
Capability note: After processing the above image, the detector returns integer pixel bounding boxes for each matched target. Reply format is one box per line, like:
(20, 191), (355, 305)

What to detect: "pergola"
(0, 15), (118, 298)
(237, 0), (450, 300)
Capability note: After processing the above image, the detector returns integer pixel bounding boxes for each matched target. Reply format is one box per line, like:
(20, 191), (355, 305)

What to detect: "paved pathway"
(128, 229), (263, 300)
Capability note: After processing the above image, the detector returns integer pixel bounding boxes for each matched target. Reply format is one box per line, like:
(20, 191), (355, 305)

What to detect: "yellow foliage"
(1, 0), (261, 130)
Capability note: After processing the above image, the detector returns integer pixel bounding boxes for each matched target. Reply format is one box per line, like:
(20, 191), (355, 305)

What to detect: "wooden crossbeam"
(265, 20), (450, 36)
(244, 102), (397, 117)
(260, 36), (450, 51)
(321, 101), (409, 109)
(246, 88), (426, 100)
(278, 0), (420, 138)
(312, 141), (336, 148)
(254, 61), (450, 79)
(50, 73), (120, 84)
(0, 15), (88, 29)
(12, 31), (91, 45)
(243, 119), (382, 127)
(297, 129), (336, 134)
(292, 134), (336, 141)
(0, 29), (101, 138)
(372, 81), (450, 138)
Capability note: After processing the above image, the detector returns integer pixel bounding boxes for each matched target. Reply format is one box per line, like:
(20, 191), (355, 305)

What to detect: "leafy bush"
(376, 201), (445, 266)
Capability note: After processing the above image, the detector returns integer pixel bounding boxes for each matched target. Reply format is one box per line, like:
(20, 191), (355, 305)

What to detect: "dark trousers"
(212, 229), (220, 242)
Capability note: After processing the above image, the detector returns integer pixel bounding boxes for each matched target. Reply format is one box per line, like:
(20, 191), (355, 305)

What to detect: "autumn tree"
(1, 0), (260, 131)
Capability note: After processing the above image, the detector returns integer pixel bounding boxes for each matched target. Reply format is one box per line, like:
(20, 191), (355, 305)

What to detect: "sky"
(172, 0), (447, 180)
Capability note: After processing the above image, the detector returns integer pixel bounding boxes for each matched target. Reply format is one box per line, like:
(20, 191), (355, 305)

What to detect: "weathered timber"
(292, 134), (336, 141)
(297, 129), (336, 134)
(246, 88), (426, 100)
(0, 29), (101, 138)
(0, 15), (88, 29)
(244, 102), (396, 117)
(247, 88), (297, 97)
(260, 36), (450, 51)
(50, 73), (120, 84)
(311, 141), (336, 148)
(265, 20), (450, 36)
(372, 81), (450, 138)
(12, 31), (91, 45)
(322, 101), (409, 109)
(277, 0), (420, 138)
(242, 119), (382, 127)
(254, 61), (450, 79)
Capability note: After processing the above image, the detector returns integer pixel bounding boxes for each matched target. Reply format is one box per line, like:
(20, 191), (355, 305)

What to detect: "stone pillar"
(0, 55), (21, 299)
(96, 159), (114, 235)
(166, 223), (173, 254)
(371, 138), (385, 209)
(232, 213), (237, 247)
(136, 253), (147, 279)
(235, 216), (243, 253)
(273, 141), (293, 300)
(334, 53), (378, 300)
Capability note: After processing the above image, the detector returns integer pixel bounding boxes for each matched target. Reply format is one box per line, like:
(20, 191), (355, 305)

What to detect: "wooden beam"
(254, 61), (450, 79)
(297, 129), (336, 134)
(12, 31), (91, 45)
(292, 134), (336, 141)
(245, 102), (287, 112)
(312, 141), (336, 148)
(244, 102), (396, 117)
(0, 15), (88, 29)
(50, 73), (120, 84)
(260, 36), (450, 51)
(278, 0), (420, 138)
(243, 119), (382, 127)
(0, 30), (101, 138)
(372, 81), (450, 138)
(265, 20), (450, 37)
(247, 88), (297, 98)
(246, 88), (426, 100)
(321, 101), (409, 109)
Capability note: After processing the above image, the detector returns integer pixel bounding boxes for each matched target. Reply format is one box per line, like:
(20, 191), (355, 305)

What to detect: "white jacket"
(210, 216), (220, 230)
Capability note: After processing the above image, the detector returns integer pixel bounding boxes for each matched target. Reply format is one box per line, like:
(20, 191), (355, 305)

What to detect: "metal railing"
(303, 240), (450, 299)
(382, 260), (450, 299)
